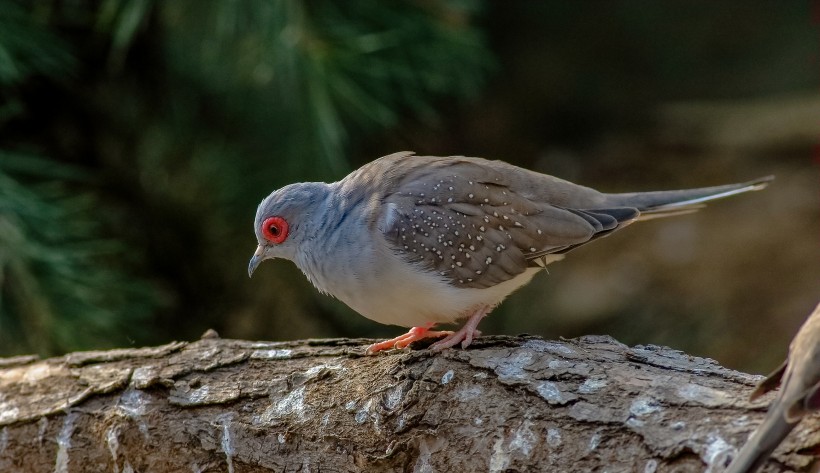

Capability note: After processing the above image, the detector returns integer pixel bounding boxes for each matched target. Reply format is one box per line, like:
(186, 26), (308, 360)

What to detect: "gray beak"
(248, 245), (266, 277)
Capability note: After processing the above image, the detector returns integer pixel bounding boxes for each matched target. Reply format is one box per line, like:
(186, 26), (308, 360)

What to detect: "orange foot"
(429, 305), (490, 351)
(365, 325), (453, 355)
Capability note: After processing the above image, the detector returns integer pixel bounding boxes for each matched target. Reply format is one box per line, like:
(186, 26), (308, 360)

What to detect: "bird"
(248, 151), (771, 354)
(724, 302), (820, 473)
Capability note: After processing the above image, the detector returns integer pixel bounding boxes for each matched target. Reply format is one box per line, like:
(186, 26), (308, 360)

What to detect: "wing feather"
(372, 155), (639, 288)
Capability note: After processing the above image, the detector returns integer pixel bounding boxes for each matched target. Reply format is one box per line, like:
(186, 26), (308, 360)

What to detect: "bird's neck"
(294, 182), (374, 298)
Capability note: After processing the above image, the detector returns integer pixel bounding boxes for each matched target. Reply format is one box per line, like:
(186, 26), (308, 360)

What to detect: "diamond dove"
(248, 151), (771, 354)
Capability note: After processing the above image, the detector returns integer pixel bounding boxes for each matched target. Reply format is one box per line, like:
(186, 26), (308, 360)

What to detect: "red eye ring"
(261, 216), (289, 244)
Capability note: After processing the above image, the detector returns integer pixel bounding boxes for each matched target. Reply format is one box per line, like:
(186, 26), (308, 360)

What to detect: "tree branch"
(0, 334), (816, 472)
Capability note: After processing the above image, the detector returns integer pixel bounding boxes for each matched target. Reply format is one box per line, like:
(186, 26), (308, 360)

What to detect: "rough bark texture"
(0, 334), (817, 473)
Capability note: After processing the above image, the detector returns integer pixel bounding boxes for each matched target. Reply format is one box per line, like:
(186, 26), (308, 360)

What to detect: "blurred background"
(0, 0), (817, 373)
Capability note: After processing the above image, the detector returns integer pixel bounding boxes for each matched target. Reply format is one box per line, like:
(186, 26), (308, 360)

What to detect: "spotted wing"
(379, 159), (639, 289)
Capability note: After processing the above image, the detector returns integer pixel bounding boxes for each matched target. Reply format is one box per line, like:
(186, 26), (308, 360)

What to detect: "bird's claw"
(366, 305), (491, 354)
(365, 326), (452, 355)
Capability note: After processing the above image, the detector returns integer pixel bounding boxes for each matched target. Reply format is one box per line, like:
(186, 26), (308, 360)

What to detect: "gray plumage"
(248, 151), (771, 350)
(363, 152), (769, 289)
(725, 302), (820, 473)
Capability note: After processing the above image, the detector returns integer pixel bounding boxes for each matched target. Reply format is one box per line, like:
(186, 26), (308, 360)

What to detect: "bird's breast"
(294, 198), (542, 328)
(298, 235), (540, 327)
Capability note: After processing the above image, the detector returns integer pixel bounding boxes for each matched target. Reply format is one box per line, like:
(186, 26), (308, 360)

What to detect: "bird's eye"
(261, 216), (289, 244)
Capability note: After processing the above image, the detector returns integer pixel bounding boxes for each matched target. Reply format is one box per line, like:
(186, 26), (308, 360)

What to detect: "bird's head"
(248, 182), (328, 277)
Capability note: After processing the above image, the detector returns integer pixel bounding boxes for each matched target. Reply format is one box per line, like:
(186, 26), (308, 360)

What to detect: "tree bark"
(0, 333), (817, 472)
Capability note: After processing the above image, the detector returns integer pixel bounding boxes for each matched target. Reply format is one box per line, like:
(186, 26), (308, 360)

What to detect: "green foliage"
(0, 0), (492, 355)
(0, 1), (74, 86)
(0, 154), (163, 354)
(0, 0), (75, 126)
(0, 0), (163, 354)
(160, 0), (491, 177)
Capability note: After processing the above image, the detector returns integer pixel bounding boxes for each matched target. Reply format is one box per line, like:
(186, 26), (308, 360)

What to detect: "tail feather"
(525, 175), (772, 267)
(724, 405), (796, 473)
(634, 207), (702, 221)
(605, 176), (773, 219)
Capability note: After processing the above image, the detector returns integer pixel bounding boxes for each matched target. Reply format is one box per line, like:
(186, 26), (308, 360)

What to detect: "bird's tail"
(724, 405), (796, 473)
(605, 176), (773, 221)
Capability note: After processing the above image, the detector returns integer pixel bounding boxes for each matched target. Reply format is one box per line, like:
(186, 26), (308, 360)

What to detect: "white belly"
(316, 245), (542, 328)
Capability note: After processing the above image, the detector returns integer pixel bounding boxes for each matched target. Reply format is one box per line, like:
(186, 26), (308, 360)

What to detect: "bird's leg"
(365, 324), (453, 355)
(429, 305), (491, 351)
